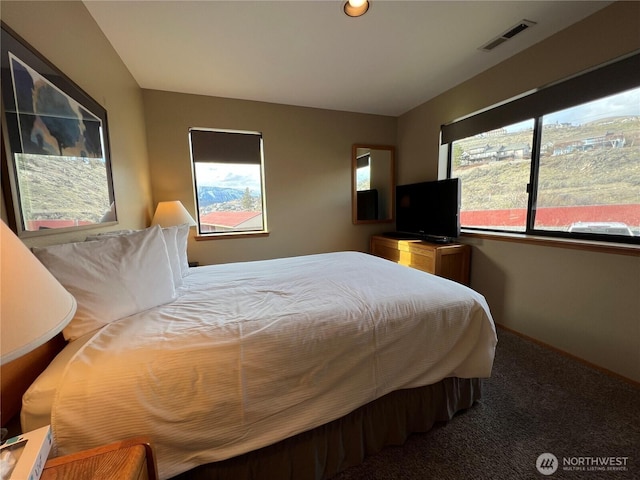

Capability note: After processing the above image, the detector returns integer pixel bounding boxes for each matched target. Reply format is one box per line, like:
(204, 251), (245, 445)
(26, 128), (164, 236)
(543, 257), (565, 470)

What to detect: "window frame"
(189, 127), (268, 237)
(443, 52), (640, 246)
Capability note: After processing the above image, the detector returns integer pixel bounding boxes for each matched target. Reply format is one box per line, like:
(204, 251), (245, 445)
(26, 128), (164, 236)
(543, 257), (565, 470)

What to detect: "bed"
(5, 225), (496, 480)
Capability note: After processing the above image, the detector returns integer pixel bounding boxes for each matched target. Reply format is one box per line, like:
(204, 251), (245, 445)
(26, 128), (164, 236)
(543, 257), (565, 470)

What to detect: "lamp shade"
(150, 201), (197, 228)
(0, 221), (77, 365)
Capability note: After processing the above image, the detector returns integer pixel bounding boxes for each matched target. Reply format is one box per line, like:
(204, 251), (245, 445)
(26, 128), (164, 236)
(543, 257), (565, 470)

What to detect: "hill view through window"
(450, 86), (639, 241)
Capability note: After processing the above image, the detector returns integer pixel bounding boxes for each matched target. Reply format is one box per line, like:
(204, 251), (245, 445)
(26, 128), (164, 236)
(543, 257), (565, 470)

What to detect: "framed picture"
(1, 22), (117, 237)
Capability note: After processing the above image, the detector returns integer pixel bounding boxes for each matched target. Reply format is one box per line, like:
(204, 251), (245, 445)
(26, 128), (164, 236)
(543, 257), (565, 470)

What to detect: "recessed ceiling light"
(344, 0), (369, 18)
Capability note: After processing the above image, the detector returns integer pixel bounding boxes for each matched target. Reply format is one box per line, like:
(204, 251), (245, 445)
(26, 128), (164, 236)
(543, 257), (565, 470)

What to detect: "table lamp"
(0, 221), (77, 365)
(150, 201), (197, 228)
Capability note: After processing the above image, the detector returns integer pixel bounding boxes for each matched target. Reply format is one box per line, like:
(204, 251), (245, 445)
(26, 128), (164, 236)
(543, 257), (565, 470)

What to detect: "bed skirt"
(170, 377), (482, 480)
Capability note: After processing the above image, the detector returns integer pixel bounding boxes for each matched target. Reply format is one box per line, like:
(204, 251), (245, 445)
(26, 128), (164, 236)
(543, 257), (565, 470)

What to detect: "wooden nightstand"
(41, 437), (158, 480)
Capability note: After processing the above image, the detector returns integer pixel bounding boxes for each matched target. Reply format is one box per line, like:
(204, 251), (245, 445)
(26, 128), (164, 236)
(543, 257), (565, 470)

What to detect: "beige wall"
(142, 89), (396, 265)
(0, 1), (153, 247)
(398, 1), (640, 382)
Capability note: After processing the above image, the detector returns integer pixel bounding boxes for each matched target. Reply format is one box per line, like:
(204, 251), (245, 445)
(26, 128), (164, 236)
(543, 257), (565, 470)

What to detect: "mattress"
(22, 251), (496, 479)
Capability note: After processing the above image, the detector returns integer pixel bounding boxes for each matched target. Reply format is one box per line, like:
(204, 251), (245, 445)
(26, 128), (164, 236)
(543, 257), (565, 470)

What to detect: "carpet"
(331, 327), (640, 479)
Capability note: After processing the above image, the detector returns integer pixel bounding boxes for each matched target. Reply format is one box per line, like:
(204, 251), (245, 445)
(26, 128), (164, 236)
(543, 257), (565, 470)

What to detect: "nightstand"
(41, 437), (158, 480)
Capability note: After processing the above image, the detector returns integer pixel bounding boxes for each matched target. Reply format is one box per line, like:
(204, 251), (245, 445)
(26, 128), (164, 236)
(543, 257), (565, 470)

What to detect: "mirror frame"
(0, 22), (117, 237)
(351, 144), (395, 225)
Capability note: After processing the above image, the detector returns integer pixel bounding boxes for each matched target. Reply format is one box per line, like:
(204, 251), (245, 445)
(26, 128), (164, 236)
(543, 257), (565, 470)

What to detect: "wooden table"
(42, 437), (158, 480)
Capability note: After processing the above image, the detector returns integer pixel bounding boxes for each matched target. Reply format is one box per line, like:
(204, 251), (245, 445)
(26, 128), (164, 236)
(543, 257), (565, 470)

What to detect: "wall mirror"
(352, 144), (395, 224)
(1, 23), (116, 237)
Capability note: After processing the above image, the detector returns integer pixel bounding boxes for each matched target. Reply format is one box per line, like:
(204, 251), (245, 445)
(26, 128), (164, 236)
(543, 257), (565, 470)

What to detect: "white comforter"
(49, 252), (496, 479)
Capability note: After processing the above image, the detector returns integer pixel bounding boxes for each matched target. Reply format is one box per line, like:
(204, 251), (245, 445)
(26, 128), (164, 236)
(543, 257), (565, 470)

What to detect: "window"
(451, 118), (534, 232)
(444, 53), (640, 245)
(189, 128), (267, 235)
(356, 152), (371, 191)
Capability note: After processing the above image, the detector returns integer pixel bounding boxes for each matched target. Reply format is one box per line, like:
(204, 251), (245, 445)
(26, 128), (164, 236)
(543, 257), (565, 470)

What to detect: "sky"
(506, 86), (640, 133)
(545, 88), (640, 125)
(195, 163), (261, 192)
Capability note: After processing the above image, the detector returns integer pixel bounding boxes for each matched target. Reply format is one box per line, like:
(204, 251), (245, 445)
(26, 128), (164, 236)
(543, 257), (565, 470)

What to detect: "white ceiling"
(84, 0), (612, 117)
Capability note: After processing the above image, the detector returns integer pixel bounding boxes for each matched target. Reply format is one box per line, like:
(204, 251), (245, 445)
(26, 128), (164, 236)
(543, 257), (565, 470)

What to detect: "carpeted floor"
(331, 327), (640, 480)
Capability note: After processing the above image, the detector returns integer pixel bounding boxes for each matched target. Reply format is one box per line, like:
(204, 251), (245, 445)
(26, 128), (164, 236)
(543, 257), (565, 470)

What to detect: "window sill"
(195, 231), (270, 241)
(460, 230), (640, 257)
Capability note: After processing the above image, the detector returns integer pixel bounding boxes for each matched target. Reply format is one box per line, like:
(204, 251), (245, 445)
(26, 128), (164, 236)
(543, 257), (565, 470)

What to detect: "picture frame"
(0, 22), (117, 237)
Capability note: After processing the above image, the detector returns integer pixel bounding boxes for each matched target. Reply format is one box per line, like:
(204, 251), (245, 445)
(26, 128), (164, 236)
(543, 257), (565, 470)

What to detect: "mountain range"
(197, 185), (257, 208)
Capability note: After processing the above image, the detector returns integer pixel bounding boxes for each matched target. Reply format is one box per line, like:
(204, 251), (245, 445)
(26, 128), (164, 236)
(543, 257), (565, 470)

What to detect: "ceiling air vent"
(479, 19), (537, 52)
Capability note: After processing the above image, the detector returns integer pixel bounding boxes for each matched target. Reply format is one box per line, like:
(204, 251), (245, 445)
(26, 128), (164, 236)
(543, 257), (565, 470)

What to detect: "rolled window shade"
(441, 52), (640, 144)
(356, 153), (370, 169)
(190, 129), (261, 164)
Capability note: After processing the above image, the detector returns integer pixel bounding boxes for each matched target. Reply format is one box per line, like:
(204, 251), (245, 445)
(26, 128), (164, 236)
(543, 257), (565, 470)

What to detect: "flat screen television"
(394, 178), (461, 243)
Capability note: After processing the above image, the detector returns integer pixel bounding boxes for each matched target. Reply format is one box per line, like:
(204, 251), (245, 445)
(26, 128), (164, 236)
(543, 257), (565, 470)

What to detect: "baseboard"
(495, 323), (640, 388)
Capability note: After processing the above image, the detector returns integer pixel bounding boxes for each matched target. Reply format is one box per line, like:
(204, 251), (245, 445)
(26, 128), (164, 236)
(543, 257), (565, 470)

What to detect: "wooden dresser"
(41, 437), (158, 480)
(370, 235), (471, 285)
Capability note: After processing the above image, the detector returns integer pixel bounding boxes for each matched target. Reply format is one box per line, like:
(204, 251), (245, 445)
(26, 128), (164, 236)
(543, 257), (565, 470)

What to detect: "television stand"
(381, 231), (421, 240)
(382, 232), (453, 244)
(370, 235), (471, 285)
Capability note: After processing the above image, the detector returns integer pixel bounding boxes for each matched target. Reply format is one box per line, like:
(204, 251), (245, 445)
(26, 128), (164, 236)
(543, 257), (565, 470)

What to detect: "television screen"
(395, 178), (461, 242)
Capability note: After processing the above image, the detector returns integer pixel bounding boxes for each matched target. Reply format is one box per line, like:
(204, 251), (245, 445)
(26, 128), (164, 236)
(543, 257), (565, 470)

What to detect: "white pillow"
(33, 225), (176, 341)
(87, 227), (184, 287)
(160, 226), (183, 287)
(175, 223), (190, 276)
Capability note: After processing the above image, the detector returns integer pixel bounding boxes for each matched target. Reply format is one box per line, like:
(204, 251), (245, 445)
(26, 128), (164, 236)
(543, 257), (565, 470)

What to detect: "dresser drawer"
(403, 249), (435, 273)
